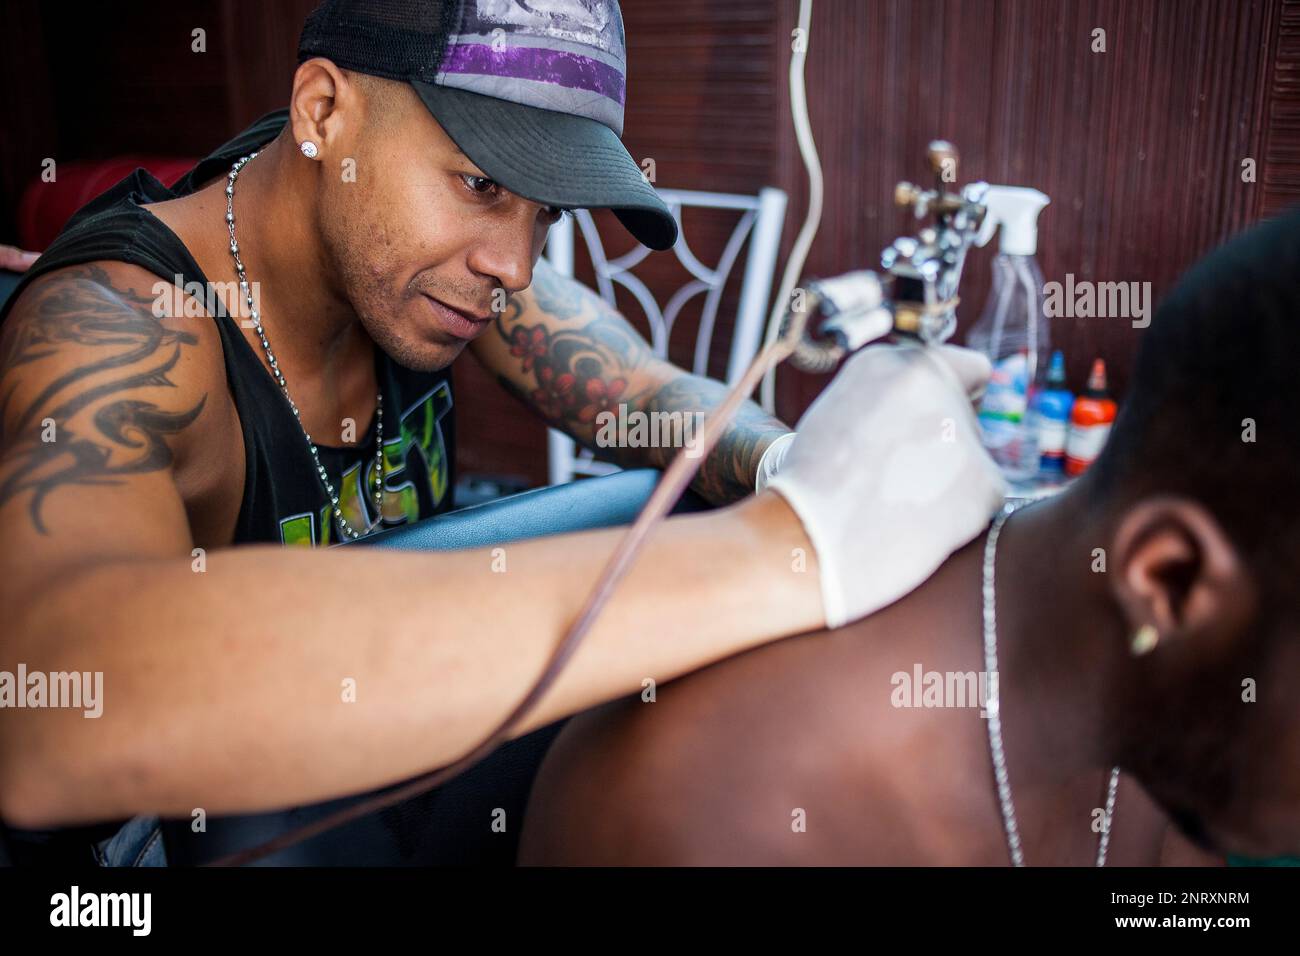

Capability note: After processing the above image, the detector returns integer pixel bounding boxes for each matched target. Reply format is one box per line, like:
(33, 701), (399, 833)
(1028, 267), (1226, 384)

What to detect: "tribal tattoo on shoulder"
(497, 262), (788, 503)
(0, 264), (206, 533)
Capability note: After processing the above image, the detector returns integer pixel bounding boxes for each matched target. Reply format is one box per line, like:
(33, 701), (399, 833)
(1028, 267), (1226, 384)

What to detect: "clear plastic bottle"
(966, 186), (1051, 483)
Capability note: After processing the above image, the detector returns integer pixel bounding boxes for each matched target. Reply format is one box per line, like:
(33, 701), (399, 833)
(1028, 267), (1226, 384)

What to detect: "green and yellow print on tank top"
(279, 381), (453, 546)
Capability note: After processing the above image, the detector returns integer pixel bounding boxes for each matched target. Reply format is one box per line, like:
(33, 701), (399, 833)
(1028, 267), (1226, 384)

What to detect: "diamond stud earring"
(300, 141), (319, 159)
(1130, 624), (1160, 656)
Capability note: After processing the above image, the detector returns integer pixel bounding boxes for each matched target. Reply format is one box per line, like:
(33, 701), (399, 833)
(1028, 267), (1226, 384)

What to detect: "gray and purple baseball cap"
(299, 0), (678, 250)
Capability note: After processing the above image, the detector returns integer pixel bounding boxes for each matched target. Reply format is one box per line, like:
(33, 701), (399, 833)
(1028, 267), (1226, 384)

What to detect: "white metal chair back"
(544, 186), (787, 485)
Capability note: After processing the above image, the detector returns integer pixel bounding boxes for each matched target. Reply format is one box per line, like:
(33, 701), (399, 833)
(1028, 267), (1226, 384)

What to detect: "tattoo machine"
(215, 142), (991, 866)
(783, 140), (989, 373)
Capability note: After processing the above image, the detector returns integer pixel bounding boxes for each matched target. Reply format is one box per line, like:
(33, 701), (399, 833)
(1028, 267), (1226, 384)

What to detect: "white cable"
(759, 0), (824, 414)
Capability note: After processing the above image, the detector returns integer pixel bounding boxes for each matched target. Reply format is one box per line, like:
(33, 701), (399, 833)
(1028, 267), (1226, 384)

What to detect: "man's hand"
(0, 245), (40, 272)
(767, 342), (1007, 628)
(470, 258), (789, 503)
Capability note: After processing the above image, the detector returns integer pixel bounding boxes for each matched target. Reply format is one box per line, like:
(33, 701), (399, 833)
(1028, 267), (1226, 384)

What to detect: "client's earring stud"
(300, 141), (319, 159)
(1130, 624), (1160, 657)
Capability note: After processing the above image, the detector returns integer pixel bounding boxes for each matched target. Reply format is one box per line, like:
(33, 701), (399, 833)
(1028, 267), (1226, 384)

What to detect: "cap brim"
(411, 81), (678, 251)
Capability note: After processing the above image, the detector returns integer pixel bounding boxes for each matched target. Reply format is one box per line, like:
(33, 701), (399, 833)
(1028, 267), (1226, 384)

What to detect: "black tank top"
(0, 111), (456, 865)
(0, 108), (457, 547)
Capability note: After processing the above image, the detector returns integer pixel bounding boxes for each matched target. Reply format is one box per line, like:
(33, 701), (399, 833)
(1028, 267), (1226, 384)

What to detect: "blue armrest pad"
(351, 468), (711, 552)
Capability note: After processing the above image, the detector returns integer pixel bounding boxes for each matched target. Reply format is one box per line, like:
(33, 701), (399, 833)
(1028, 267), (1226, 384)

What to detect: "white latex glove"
(754, 432), (795, 492)
(766, 342), (1007, 628)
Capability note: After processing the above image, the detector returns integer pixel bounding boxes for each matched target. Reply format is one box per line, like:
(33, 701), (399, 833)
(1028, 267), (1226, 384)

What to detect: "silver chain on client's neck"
(226, 152), (384, 541)
(982, 500), (1121, 866)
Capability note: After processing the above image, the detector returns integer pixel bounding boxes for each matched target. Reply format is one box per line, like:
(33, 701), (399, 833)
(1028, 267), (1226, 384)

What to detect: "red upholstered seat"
(16, 157), (195, 252)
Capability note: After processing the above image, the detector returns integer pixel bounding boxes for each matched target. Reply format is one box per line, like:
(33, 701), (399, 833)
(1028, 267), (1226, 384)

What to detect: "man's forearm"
(1, 493), (819, 828)
(474, 263), (790, 502)
(629, 372), (790, 504)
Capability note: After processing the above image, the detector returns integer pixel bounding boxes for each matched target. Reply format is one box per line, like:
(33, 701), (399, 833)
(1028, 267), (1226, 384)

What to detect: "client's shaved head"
(1091, 207), (1300, 576)
(1084, 206), (1300, 856)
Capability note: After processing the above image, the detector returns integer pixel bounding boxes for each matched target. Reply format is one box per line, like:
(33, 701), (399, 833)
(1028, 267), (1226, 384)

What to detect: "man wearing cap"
(0, 0), (1004, 864)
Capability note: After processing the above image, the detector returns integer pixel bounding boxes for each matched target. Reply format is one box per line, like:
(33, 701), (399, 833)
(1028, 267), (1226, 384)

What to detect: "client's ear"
(1109, 496), (1256, 652)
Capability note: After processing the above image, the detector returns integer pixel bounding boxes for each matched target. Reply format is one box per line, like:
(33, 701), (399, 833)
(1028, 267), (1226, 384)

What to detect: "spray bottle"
(966, 185), (1051, 482)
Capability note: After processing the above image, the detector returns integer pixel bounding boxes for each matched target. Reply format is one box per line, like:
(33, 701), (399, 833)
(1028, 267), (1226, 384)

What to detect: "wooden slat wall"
(0, 1), (314, 192)
(772, 0), (1279, 414)
(0, 2), (56, 246)
(467, 0), (1290, 477)
(1258, 0), (1300, 217)
(2, 1), (1295, 485)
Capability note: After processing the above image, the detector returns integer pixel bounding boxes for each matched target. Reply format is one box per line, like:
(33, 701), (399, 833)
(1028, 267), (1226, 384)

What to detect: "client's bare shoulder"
(520, 538), (996, 865)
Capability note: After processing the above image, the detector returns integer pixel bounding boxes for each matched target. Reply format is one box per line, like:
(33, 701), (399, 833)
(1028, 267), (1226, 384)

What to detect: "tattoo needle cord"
(759, 0), (822, 414)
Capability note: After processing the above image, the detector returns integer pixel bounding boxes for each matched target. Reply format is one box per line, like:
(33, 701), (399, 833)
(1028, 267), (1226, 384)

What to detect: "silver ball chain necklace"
(982, 500), (1121, 866)
(226, 152), (384, 541)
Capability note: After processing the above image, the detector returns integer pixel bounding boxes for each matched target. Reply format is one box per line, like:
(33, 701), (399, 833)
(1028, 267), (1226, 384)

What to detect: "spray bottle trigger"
(975, 210), (1000, 249)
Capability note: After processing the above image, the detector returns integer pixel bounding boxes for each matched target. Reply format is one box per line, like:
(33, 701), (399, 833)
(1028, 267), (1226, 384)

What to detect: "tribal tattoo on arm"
(485, 260), (789, 504)
(0, 265), (206, 533)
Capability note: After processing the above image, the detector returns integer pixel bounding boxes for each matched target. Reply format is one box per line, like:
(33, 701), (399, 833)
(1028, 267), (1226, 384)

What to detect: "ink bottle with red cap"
(1064, 358), (1116, 476)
